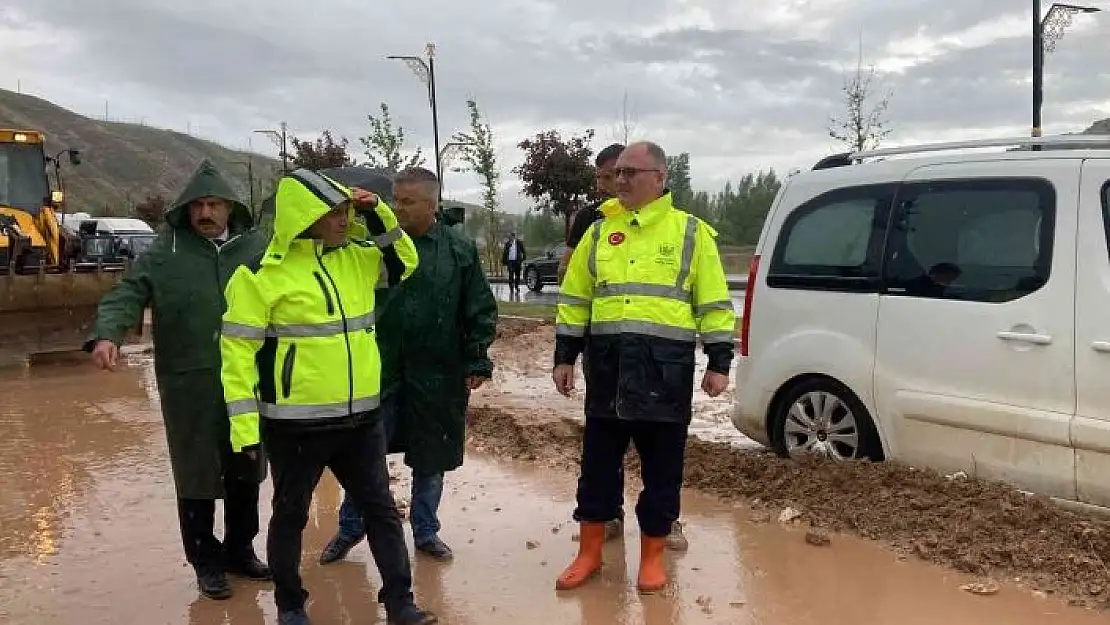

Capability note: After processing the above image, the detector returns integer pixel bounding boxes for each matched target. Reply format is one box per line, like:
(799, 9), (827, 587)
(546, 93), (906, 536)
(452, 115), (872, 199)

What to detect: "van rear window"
(767, 184), (895, 291)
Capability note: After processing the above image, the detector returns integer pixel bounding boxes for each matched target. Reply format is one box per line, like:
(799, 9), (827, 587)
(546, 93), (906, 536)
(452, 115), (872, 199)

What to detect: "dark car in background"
(523, 242), (568, 292)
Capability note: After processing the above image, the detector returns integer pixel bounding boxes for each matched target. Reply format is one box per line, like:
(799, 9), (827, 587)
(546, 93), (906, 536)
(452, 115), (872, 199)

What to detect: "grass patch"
(498, 300), (555, 320)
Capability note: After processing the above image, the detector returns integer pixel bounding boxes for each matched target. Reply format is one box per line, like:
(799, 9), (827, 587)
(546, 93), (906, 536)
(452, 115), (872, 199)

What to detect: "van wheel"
(770, 378), (883, 462)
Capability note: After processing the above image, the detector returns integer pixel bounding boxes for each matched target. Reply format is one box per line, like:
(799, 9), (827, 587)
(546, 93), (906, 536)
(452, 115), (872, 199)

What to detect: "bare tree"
(828, 46), (893, 152)
(608, 91), (638, 144)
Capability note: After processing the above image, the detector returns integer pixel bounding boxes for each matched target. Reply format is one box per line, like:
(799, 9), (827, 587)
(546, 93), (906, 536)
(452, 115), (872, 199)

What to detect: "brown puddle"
(1, 356), (1109, 624)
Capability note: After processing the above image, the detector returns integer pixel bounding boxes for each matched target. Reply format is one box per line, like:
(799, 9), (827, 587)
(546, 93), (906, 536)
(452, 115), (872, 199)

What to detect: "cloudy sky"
(2, 0), (1108, 212)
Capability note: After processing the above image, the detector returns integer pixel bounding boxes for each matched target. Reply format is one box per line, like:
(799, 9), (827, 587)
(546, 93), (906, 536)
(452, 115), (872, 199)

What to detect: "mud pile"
(467, 405), (1110, 609)
(495, 316), (548, 341)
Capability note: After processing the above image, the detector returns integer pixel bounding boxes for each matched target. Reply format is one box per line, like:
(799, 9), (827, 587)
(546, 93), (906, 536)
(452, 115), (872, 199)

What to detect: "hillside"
(0, 89), (279, 215)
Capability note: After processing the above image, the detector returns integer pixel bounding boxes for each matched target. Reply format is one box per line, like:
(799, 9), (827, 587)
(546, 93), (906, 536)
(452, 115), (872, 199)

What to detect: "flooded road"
(2, 355), (1109, 624)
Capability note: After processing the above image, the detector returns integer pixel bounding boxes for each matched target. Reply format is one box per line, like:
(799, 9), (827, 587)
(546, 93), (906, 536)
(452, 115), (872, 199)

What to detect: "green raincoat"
(380, 221), (497, 475)
(85, 160), (269, 499)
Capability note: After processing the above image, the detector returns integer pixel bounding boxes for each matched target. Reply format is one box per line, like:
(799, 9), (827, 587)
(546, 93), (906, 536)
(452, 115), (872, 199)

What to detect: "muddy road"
(0, 329), (1108, 623)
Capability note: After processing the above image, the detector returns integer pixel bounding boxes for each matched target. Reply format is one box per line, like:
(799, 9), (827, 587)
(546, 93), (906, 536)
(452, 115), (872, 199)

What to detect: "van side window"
(767, 184), (894, 292)
(883, 179), (1055, 303)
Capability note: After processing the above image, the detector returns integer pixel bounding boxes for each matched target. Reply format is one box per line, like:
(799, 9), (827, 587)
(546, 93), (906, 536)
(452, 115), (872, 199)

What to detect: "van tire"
(769, 376), (884, 462)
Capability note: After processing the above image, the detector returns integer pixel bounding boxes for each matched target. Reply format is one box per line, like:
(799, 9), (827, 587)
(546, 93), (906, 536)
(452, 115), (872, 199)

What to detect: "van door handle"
(997, 331), (1052, 345)
(1093, 341), (1110, 353)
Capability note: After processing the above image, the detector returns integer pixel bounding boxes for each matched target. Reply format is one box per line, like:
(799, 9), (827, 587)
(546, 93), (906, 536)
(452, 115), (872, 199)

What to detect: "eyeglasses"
(613, 167), (662, 179)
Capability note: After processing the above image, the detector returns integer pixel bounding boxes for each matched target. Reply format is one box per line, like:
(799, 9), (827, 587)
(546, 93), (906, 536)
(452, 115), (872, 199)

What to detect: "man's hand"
(553, 364), (576, 396)
(241, 445), (260, 462)
(467, 375), (488, 390)
(91, 340), (120, 371)
(701, 371), (729, 397)
(350, 187), (379, 207)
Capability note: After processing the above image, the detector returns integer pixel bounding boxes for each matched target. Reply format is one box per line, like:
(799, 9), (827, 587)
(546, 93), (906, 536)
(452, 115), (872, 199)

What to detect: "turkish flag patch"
(608, 232), (626, 245)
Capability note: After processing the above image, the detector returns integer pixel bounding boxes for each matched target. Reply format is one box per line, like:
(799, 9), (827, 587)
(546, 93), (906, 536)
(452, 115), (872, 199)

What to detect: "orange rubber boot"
(556, 522), (605, 590)
(637, 534), (668, 594)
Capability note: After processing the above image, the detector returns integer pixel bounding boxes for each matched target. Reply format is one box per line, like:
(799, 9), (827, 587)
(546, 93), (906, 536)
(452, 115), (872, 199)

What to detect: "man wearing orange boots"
(551, 141), (736, 593)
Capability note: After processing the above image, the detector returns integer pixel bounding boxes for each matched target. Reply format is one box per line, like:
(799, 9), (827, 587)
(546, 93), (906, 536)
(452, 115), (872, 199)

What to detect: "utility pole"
(388, 43), (443, 207)
(254, 122), (290, 174)
(1033, 2), (1100, 141)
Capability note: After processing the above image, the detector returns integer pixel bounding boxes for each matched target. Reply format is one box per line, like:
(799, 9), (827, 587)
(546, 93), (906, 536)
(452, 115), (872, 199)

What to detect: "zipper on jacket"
(281, 343), (297, 398)
(312, 271), (336, 315)
(316, 250), (354, 417)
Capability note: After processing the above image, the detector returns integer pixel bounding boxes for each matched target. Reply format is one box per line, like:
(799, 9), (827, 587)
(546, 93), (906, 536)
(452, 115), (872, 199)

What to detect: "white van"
(731, 134), (1110, 509)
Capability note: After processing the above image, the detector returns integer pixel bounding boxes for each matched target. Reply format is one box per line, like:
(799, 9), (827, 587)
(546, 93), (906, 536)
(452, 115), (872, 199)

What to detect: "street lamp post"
(253, 122), (289, 173)
(387, 43), (443, 207)
(1033, 2), (1100, 140)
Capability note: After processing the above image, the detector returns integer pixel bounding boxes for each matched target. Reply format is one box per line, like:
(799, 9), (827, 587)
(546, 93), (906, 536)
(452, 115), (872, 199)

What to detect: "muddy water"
(1, 357), (1108, 624)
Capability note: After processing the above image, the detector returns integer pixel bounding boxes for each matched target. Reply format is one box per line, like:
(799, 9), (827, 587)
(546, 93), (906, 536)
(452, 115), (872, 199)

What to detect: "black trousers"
(263, 417), (414, 613)
(176, 453), (261, 574)
(573, 351), (625, 523)
(573, 418), (688, 537)
(506, 261), (523, 289)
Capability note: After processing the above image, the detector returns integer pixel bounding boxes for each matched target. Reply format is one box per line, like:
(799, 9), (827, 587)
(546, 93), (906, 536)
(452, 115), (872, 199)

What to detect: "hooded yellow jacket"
(219, 168), (418, 452)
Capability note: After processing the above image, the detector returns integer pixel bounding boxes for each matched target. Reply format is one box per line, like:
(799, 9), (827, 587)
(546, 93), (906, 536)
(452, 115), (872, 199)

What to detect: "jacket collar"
(614, 191), (674, 229)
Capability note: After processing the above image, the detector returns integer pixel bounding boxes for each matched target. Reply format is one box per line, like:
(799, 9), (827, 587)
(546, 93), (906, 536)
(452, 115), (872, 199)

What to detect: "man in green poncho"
(85, 160), (272, 600)
(319, 166), (497, 564)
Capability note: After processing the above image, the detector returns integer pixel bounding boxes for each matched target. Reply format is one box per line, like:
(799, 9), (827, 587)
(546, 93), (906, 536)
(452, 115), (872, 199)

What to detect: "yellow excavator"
(0, 128), (143, 366)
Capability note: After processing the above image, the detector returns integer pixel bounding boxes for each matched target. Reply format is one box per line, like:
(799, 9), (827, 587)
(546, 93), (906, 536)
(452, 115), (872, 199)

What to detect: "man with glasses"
(559, 143), (690, 552)
(552, 141), (735, 594)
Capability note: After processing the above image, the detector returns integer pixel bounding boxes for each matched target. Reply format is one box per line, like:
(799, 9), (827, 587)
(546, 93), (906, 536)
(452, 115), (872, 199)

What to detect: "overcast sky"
(2, 0), (1109, 212)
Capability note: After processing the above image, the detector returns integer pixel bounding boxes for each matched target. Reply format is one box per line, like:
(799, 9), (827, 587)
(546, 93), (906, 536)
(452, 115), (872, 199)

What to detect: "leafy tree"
(714, 170), (782, 246)
(361, 102), (425, 172)
(666, 152), (693, 207)
(451, 98), (501, 269)
(452, 99), (500, 212)
(521, 209), (563, 251)
(513, 129), (596, 233)
(828, 48), (893, 152)
(290, 130), (355, 170)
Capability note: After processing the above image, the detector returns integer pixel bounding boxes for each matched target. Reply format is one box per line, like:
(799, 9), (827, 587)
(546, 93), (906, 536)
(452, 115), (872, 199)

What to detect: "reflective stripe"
(694, 300), (735, 316)
(270, 311), (375, 338)
(227, 398), (259, 417)
(555, 323), (588, 337)
(590, 320), (696, 342)
(674, 215), (697, 289)
(290, 168), (349, 208)
(700, 331), (735, 345)
(587, 222), (602, 278)
(595, 282), (689, 302)
(376, 263), (390, 289)
(557, 293), (591, 308)
(223, 312), (376, 340)
(260, 395), (381, 420)
(222, 321), (267, 340)
(373, 227), (402, 247)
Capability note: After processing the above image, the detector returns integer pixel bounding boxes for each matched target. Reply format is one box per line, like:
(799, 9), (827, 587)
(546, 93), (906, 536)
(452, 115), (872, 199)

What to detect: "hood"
(165, 159), (253, 232)
(317, 166), (394, 204)
(261, 168), (357, 267)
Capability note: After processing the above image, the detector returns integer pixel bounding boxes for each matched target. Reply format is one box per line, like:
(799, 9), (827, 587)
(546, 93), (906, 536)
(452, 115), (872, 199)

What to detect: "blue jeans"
(337, 397), (445, 546)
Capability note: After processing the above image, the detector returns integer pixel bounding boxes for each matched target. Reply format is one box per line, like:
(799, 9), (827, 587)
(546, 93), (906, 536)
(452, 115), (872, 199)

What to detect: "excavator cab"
(0, 129), (139, 366)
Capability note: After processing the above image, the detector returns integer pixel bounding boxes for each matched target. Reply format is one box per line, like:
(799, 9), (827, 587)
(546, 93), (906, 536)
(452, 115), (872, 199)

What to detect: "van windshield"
(0, 142), (50, 214)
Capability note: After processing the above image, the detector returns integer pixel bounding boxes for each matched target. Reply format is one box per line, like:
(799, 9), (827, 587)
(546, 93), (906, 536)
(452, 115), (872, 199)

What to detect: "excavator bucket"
(0, 271), (147, 367)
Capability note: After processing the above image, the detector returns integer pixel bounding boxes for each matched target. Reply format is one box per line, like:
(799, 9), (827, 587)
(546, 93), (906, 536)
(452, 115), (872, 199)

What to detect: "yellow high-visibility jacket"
(219, 168), (418, 452)
(555, 192), (736, 423)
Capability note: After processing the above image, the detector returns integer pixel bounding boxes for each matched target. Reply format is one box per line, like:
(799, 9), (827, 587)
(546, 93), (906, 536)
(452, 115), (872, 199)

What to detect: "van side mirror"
(68, 150), (81, 166)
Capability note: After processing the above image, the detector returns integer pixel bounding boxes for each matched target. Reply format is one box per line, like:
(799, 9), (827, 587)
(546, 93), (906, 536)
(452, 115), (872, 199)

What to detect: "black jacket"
(501, 238), (526, 265)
